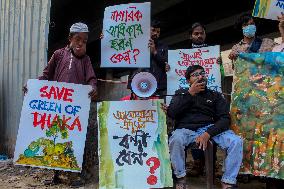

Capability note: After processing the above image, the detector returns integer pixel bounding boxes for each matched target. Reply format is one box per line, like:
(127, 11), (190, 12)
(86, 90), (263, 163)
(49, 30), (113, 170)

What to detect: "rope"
(97, 78), (232, 96)
(97, 78), (127, 84)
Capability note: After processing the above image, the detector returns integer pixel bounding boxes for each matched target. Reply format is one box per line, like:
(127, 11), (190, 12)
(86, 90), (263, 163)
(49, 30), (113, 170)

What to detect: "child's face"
(69, 32), (88, 57)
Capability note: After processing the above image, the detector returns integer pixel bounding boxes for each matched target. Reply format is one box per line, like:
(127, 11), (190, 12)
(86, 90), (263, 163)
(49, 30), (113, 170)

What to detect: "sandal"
(174, 177), (189, 189)
(225, 184), (238, 189)
(43, 178), (60, 185)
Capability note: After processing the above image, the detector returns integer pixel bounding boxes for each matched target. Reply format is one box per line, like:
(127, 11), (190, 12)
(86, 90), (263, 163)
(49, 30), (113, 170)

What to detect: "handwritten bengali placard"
(167, 46), (221, 103)
(98, 100), (173, 189)
(253, 0), (283, 20)
(14, 79), (92, 172)
(101, 2), (150, 68)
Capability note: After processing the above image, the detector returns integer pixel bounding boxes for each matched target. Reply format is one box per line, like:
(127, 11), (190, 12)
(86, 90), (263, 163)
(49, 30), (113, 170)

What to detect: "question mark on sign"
(146, 157), (160, 185)
(133, 49), (140, 63)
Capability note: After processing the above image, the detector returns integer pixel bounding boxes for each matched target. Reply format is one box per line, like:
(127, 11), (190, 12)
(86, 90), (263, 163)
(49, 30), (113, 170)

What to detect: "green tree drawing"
(45, 116), (69, 146)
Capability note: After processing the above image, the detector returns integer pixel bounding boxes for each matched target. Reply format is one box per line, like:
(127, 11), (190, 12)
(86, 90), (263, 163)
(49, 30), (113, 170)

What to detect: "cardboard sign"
(101, 2), (150, 67)
(98, 100), (173, 189)
(167, 45), (221, 103)
(14, 79), (92, 172)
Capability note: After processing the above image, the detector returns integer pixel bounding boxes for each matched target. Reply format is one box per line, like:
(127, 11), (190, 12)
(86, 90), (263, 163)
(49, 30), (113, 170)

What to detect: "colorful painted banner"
(98, 100), (173, 189)
(167, 45), (221, 103)
(101, 2), (150, 68)
(253, 0), (283, 20)
(231, 52), (284, 179)
(14, 79), (92, 172)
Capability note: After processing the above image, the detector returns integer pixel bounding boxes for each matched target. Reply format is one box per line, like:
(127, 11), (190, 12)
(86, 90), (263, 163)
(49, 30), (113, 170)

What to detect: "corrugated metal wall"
(0, 0), (51, 156)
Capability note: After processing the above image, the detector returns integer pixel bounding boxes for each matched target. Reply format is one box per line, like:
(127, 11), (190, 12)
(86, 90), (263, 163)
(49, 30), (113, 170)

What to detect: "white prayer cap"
(70, 22), (89, 33)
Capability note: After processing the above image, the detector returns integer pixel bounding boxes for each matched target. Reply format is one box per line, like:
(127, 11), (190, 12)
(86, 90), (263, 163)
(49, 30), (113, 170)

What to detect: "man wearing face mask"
(228, 13), (277, 62)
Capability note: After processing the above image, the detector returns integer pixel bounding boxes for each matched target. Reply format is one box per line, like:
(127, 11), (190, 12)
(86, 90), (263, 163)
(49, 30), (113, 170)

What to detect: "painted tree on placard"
(45, 116), (69, 147)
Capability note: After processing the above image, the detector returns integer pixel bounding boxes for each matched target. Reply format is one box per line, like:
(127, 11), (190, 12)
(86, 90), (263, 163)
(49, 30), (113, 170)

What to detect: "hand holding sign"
(88, 88), (97, 100)
(148, 39), (157, 55)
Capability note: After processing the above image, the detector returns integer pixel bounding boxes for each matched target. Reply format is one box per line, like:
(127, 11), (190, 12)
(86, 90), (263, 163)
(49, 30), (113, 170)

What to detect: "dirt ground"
(0, 159), (98, 189)
(0, 150), (267, 189)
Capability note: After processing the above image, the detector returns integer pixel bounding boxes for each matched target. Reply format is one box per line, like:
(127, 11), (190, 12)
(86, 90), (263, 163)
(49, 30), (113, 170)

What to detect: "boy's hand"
(88, 89), (97, 100)
(22, 85), (28, 95)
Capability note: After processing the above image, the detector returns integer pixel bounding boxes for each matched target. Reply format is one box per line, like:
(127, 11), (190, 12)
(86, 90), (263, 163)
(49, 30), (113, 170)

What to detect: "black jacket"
(167, 88), (230, 137)
(150, 40), (168, 90)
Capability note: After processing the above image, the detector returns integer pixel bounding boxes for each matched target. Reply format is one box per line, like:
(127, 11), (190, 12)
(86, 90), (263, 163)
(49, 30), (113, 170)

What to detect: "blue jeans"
(169, 125), (243, 184)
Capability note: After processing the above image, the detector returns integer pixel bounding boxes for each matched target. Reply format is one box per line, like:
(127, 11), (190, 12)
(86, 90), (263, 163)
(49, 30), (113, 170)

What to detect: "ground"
(0, 149), (267, 189)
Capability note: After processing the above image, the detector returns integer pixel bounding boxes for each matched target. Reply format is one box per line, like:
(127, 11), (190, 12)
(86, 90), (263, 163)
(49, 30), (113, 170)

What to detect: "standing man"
(24, 22), (97, 187)
(128, 20), (168, 97)
(168, 65), (243, 189)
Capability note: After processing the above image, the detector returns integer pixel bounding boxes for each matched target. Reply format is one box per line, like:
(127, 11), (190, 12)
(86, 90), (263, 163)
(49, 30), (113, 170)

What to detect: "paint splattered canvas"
(231, 52), (284, 179)
(98, 100), (173, 189)
(14, 79), (92, 172)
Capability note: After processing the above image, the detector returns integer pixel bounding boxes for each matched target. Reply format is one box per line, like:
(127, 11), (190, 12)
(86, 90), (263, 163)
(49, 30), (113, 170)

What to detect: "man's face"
(188, 69), (207, 87)
(190, 26), (206, 45)
(69, 32), (88, 57)
(151, 27), (161, 40)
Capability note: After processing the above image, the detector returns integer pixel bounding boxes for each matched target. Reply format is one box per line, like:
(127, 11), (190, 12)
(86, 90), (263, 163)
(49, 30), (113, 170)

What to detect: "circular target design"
(131, 72), (157, 97)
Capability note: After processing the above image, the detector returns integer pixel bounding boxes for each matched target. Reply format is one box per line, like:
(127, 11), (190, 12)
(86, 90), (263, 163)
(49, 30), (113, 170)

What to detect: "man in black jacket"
(168, 65), (243, 189)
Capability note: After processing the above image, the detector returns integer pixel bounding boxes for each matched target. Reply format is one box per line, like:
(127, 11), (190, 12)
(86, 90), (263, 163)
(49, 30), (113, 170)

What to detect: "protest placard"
(14, 79), (91, 172)
(101, 2), (150, 68)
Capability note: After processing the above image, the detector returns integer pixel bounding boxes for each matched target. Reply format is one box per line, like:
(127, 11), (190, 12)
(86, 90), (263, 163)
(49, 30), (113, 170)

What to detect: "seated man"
(167, 65), (243, 189)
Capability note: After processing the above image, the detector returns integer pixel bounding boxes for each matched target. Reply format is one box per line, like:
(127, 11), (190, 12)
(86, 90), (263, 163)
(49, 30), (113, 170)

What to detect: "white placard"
(14, 79), (92, 172)
(101, 2), (150, 67)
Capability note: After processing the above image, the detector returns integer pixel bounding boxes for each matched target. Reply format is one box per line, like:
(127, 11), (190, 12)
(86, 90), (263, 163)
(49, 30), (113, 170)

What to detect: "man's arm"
(206, 93), (230, 137)
(38, 50), (60, 80)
